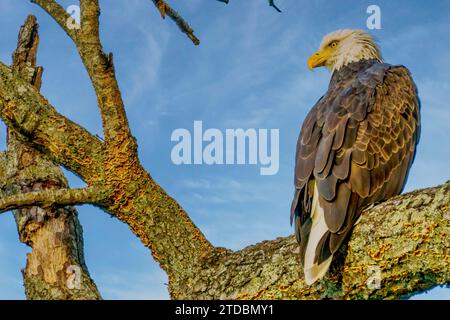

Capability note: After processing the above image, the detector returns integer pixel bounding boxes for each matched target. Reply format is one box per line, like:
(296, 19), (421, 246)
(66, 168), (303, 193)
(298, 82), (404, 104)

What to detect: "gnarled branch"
(181, 182), (450, 299)
(0, 62), (105, 183)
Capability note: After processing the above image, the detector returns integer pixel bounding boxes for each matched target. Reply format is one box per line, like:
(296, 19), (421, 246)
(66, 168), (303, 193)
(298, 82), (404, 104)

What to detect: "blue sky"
(0, 0), (449, 299)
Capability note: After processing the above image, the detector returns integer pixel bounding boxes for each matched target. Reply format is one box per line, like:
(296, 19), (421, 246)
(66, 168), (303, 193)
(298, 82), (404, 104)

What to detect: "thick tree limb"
(179, 182), (450, 299)
(0, 62), (105, 183)
(0, 151), (6, 177)
(79, 0), (100, 43)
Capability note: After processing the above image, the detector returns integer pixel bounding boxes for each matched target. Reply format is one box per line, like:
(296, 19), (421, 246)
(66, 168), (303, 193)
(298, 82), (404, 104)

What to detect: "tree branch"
(268, 0), (282, 13)
(0, 62), (105, 183)
(30, 0), (79, 41)
(0, 187), (100, 214)
(176, 182), (450, 299)
(31, 0), (135, 159)
(151, 0), (200, 45)
(216, 0), (282, 13)
(79, 0), (100, 43)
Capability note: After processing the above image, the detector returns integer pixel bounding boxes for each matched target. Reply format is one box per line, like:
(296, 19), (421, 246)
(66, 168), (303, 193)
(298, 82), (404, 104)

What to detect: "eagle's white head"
(308, 29), (383, 72)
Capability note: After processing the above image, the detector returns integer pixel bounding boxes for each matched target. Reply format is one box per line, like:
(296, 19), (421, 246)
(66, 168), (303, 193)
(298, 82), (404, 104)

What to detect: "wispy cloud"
(179, 176), (276, 205)
(97, 271), (169, 300)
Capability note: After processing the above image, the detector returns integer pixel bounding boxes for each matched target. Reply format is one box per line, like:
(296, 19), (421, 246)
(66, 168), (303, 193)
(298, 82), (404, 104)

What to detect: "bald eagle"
(290, 29), (421, 285)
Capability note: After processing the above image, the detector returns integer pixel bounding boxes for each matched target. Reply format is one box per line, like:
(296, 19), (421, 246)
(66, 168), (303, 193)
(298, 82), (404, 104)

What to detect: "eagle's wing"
(291, 63), (420, 283)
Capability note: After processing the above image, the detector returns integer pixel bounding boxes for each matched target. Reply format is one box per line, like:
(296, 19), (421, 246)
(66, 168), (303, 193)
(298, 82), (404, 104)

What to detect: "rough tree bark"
(0, 1), (448, 300)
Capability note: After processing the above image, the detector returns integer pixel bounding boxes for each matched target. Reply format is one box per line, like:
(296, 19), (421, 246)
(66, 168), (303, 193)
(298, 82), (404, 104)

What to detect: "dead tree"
(0, 1), (448, 299)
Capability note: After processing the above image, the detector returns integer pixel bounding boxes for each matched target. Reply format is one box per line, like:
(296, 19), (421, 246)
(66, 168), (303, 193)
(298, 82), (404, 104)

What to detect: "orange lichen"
(279, 284), (290, 292)
(369, 243), (392, 261)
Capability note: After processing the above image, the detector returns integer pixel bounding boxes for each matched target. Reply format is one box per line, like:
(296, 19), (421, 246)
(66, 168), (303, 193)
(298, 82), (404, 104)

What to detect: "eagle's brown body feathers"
(291, 59), (421, 284)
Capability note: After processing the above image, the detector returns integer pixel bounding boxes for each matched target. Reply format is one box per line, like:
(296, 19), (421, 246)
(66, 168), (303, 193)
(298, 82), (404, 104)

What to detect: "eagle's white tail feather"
(303, 183), (333, 285)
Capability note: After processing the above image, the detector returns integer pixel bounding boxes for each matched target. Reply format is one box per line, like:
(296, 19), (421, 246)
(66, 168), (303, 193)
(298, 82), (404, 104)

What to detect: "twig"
(269, 0), (282, 13)
(152, 0), (200, 45)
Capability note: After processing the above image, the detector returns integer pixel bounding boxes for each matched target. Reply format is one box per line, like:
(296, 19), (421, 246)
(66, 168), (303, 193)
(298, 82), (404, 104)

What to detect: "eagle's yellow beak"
(307, 50), (328, 71)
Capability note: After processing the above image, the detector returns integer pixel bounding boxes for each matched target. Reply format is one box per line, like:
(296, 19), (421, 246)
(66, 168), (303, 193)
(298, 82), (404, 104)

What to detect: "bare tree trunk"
(0, 15), (100, 300)
(0, 2), (448, 300)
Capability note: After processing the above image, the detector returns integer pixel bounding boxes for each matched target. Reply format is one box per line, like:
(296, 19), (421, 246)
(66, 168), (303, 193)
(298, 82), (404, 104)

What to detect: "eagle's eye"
(329, 41), (338, 48)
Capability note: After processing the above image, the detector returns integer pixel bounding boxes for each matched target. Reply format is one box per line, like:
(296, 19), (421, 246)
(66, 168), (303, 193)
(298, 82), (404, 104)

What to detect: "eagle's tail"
(302, 183), (333, 285)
